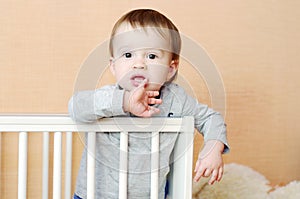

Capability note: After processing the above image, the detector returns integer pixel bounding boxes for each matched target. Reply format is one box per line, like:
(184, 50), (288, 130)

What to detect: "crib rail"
(0, 114), (194, 199)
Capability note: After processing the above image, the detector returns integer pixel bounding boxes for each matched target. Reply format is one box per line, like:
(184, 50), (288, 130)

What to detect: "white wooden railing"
(0, 114), (194, 199)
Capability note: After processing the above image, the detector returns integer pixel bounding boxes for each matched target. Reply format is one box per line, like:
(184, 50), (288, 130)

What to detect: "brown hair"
(109, 9), (181, 60)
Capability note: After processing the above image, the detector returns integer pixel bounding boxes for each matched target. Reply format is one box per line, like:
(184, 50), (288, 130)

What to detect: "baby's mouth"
(131, 75), (146, 87)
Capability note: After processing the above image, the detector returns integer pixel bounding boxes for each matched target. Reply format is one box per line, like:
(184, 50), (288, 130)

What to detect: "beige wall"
(1, 0), (300, 197)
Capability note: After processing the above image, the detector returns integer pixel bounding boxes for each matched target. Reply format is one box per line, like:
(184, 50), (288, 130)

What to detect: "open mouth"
(130, 75), (146, 87)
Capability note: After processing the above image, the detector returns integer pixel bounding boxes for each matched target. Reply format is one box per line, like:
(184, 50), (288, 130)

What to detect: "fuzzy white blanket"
(192, 163), (300, 199)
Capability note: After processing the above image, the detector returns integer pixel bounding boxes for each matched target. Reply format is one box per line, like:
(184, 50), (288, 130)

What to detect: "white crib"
(0, 115), (194, 199)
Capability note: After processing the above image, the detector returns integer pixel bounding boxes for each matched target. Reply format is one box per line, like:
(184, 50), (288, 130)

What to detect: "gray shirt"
(68, 83), (229, 199)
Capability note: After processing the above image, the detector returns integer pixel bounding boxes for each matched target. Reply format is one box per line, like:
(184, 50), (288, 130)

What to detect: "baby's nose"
(133, 64), (146, 69)
(133, 59), (147, 69)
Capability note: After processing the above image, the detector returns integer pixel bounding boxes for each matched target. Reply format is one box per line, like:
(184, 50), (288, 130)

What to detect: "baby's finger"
(149, 106), (160, 115)
(142, 78), (148, 85)
(208, 170), (218, 185)
(203, 168), (211, 177)
(137, 78), (148, 88)
(140, 106), (160, 117)
(146, 90), (160, 97)
(193, 162), (205, 182)
(148, 98), (162, 105)
(217, 166), (223, 182)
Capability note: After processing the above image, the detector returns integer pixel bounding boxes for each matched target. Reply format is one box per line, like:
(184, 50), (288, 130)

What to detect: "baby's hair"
(109, 9), (181, 60)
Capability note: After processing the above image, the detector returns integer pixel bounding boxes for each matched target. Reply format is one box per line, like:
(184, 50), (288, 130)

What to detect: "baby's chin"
(144, 83), (163, 91)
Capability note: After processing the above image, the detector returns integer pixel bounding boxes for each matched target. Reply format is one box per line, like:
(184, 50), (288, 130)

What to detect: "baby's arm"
(192, 104), (228, 184)
(178, 88), (229, 185)
(68, 85), (128, 122)
(68, 80), (162, 122)
(192, 105), (228, 185)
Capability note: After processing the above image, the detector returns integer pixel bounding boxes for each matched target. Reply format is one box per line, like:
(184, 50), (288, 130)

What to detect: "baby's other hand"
(193, 140), (224, 185)
(123, 79), (162, 117)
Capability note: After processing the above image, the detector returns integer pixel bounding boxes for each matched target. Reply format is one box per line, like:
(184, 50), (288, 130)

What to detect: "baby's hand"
(123, 79), (162, 117)
(193, 140), (224, 185)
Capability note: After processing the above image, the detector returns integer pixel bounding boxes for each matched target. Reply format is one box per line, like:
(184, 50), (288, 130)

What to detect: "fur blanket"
(192, 163), (300, 199)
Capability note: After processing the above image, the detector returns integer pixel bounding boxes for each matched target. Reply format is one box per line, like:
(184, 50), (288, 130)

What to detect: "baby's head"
(109, 9), (181, 91)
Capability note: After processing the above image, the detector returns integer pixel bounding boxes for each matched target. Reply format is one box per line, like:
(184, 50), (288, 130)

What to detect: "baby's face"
(110, 23), (178, 91)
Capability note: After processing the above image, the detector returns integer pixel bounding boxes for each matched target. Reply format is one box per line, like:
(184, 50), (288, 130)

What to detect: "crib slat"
(119, 131), (128, 199)
(168, 116), (194, 199)
(18, 132), (28, 199)
(53, 132), (62, 199)
(87, 132), (96, 199)
(42, 132), (49, 199)
(151, 132), (159, 199)
(65, 132), (73, 199)
(0, 132), (2, 195)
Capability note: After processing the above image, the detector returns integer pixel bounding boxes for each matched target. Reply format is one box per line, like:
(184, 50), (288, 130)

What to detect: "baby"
(69, 9), (229, 199)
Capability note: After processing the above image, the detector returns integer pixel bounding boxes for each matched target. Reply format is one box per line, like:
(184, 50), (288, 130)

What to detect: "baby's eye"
(124, 52), (132, 58)
(148, 53), (157, 59)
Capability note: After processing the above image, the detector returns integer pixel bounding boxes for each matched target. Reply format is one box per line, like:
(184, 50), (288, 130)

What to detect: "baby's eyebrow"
(116, 46), (131, 54)
(147, 48), (164, 53)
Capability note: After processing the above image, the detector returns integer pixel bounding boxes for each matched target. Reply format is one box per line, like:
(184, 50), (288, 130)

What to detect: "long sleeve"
(183, 95), (229, 153)
(68, 85), (127, 123)
(164, 83), (229, 153)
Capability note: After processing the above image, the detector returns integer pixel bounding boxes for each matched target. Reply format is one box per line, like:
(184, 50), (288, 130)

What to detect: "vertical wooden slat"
(168, 116), (194, 199)
(119, 131), (128, 199)
(182, 116), (194, 199)
(65, 132), (73, 199)
(0, 132), (2, 196)
(87, 132), (96, 199)
(18, 132), (28, 199)
(53, 132), (62, 199)
(42, 132), (49, 199)
(151, 132), (159, 199)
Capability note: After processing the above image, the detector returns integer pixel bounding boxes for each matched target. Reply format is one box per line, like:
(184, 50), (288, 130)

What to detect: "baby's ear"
(109, 57), (116, 76)
(167, 59), (179, 80)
